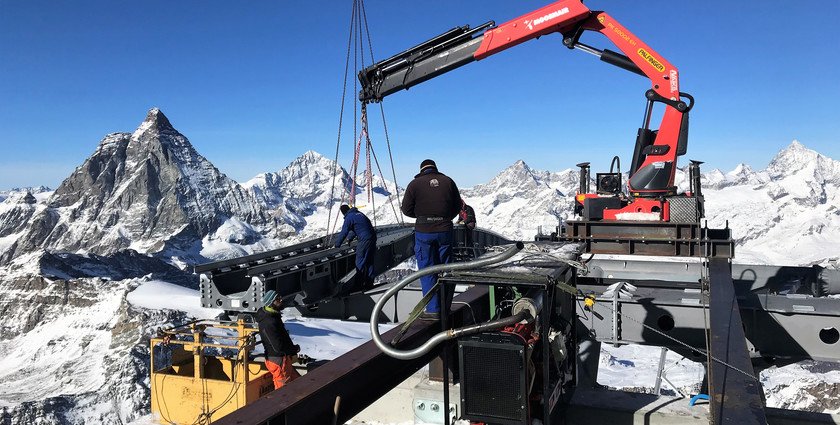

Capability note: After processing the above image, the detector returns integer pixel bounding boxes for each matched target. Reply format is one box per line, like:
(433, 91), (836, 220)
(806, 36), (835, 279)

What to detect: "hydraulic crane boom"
(359, 0), (698, 222)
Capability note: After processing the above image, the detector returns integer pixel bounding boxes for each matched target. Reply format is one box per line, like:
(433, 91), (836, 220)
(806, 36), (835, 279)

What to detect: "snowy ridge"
(462, 160), (576, 241)
(459, 140), (840, 267)
(242, 149), (405, 243)
(700, 140), (840, 267)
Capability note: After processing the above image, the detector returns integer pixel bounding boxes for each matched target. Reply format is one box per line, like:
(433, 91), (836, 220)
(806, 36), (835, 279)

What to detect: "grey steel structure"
(206, 219), (840, 424)
(196, 224), (511, 314)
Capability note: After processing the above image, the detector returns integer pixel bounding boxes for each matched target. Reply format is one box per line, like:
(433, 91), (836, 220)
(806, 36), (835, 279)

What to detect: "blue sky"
(1, 0), (838, 189)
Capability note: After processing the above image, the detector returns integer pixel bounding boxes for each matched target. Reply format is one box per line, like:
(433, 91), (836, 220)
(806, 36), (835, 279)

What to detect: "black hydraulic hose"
(370, 242), (524, 360)
(449, 310), (529, 340)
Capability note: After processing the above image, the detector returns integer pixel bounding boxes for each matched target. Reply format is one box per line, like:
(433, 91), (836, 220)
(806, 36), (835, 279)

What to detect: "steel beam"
(213, 286), (490, 425)
(707, 258), (767, 424)
(583, 258), (840, 294)
(576, 283), (840, 362)
(198, 226), (511, 314)
(565, 388), (840, 425)
(563, 220), (734, 258)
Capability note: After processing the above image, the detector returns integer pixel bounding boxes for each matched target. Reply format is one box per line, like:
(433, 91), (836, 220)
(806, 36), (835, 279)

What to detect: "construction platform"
(145, 219), (840, 425)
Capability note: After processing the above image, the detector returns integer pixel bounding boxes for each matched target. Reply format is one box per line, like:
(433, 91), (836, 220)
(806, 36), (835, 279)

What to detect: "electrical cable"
(610, 155), (621, 175)
(450, 301), (476, 325)
(196, 346), (243, 424)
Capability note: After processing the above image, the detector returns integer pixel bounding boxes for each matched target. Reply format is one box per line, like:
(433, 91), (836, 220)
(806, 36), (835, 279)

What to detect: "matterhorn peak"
(131, 107), (175, 141)
(4, 108), (268, 262)
(143, 107), (172, 128)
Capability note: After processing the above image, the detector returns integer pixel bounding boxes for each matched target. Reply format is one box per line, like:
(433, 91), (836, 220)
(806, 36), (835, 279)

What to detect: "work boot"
(419, 311), (440, 321)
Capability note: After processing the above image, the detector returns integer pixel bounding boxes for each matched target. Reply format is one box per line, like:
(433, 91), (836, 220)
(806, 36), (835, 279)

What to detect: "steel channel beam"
(194, 236), (326, 274)
(248, 246), (347, 277)
(576, 284), (840, 362)
(565, 388), (840, 425)
(584, 258), (837, 294)
(200, 226), (510, 313)
(253, 227), (416, 277)
(197, 224), (413, 275)
(563, 220), (734, 258)
(213, 286), (490, 425)
(707, 258), (767, 424)
(579, 255), (840, 363)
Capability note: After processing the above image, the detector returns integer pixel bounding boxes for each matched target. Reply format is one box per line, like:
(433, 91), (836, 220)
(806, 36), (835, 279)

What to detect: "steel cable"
(359, 0), (404, 225)
(588, 299), (759, 381)
(326, 0), (358, 244)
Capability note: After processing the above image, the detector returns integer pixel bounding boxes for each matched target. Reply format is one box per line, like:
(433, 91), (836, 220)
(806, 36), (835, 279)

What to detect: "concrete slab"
(566, 388), (709, 425)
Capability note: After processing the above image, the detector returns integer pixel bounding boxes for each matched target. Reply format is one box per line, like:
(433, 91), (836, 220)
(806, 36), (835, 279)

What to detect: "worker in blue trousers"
(335, 204), (377, 291)
(401, 159), (462, 321)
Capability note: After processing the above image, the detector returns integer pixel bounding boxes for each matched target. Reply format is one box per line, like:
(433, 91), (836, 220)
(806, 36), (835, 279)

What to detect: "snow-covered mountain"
(1, 108), (838, 423)
(456, 140), (840, 268)
(0, 109), (277, 267)
(700, 141), (840, 267)
(242, 150), (403, 240)
(461, 160), (577, 241)
(0, 110), (411, 424)
(0, 186), (52, 203)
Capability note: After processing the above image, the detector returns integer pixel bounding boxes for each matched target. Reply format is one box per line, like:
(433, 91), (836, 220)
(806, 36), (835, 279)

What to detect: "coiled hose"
(370, 242), (525, 360)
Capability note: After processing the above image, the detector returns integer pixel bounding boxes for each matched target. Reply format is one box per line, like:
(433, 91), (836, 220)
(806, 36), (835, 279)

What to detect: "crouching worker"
(335, 204), (377, 291)
(255, 290), (301, 390)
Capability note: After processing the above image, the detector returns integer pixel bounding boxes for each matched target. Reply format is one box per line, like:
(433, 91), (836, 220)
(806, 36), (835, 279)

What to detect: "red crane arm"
(358, 0), (695, 218)
(472, 2), (690, 196)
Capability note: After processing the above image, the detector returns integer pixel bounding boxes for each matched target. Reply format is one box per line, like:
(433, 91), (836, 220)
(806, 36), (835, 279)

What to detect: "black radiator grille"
(459, 334), (527, 424)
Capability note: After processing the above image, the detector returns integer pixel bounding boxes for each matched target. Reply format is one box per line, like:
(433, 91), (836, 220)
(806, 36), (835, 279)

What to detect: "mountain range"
(0, 108), (838, 423)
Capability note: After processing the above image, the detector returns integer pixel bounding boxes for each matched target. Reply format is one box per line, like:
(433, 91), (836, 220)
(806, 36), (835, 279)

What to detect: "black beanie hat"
(420, 159), (437, 171)
(340, 204), (350, 215)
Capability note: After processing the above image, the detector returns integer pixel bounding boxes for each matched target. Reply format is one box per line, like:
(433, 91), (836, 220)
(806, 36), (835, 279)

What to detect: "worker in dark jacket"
(457, 198), (477, 256)
(335, 204), (377, 290)
(458, 198), (476, 230)
(401, 159), (461, 320)
(255, 290), (300, 390)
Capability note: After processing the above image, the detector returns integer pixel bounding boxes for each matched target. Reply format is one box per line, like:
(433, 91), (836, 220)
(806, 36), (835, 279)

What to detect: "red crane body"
(358, 0), (699, 223)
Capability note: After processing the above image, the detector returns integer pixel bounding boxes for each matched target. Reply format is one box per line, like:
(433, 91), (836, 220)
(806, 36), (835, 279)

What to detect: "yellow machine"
(150, 319), (274, 425)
